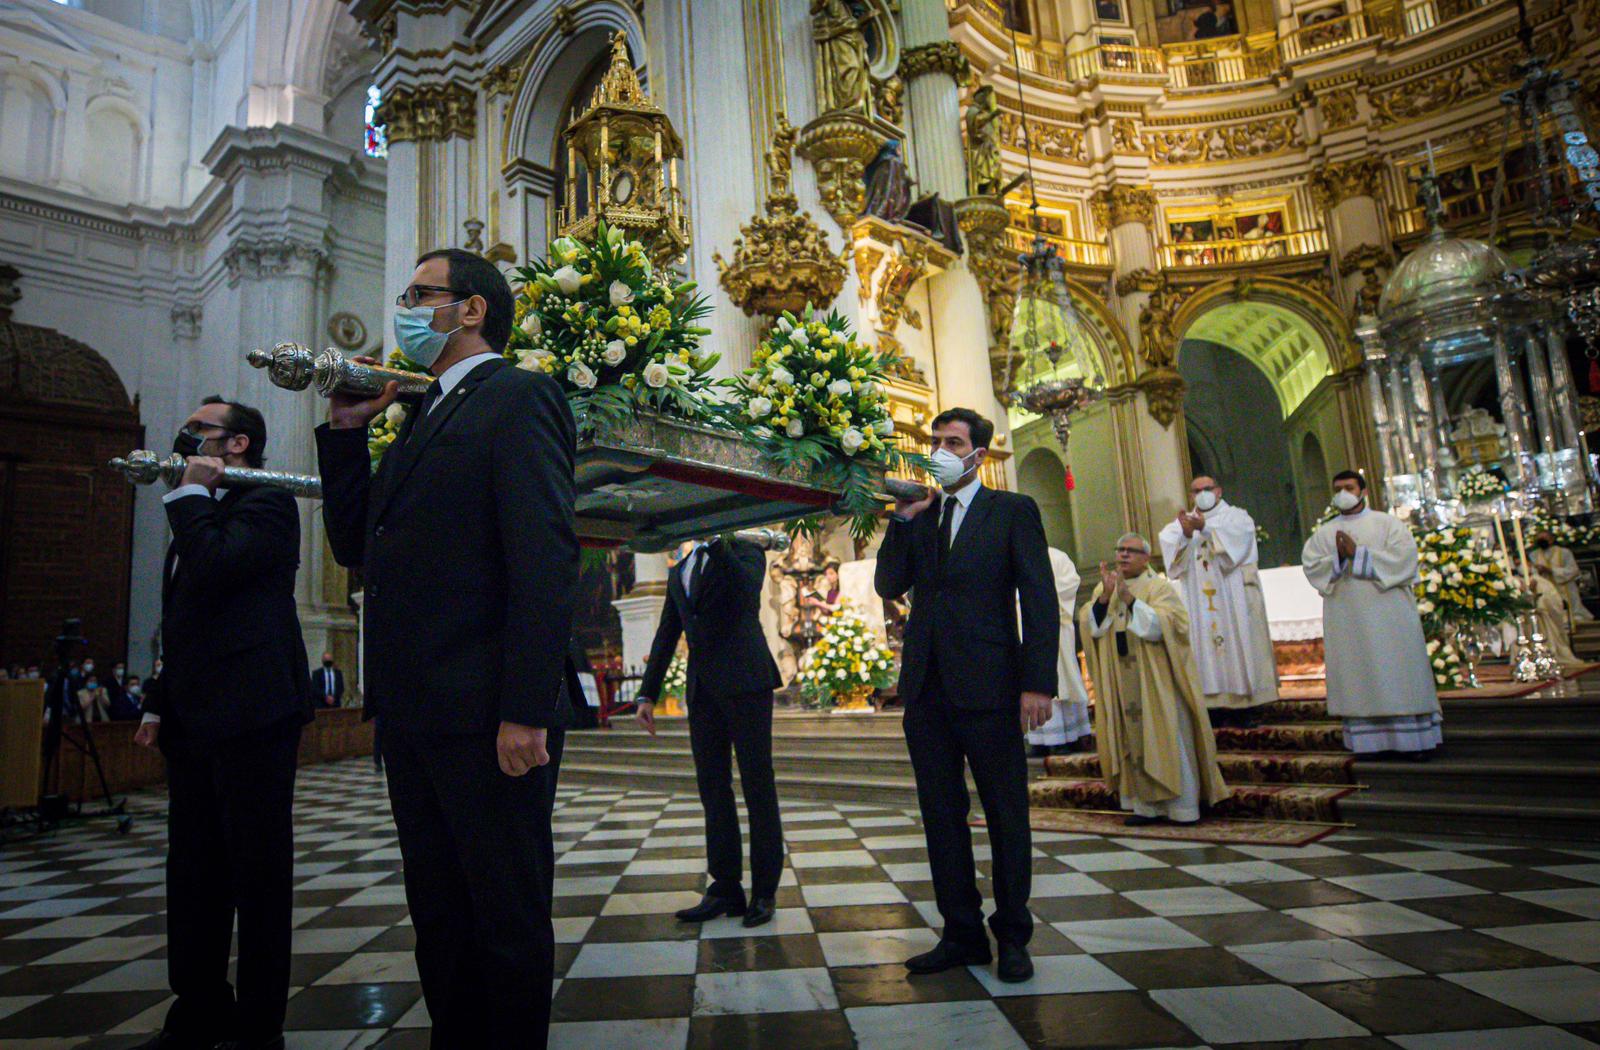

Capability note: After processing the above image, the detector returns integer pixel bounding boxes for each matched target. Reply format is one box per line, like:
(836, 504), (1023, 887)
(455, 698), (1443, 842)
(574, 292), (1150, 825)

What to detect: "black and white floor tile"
(2, 759), (1599, 1048)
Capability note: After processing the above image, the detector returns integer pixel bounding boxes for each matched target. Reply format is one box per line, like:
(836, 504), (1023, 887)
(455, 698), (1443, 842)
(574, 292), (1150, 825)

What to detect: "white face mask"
(1331, 489), (1362, 511)
(928, 447), (978, 487)
(1193, 489), (1218, 512)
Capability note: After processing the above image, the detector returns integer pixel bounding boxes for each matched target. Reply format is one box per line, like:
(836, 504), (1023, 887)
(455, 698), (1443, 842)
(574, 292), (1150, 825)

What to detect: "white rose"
(861, 380), (878, 397)
(790, 329), (809, 347)
(873, 417), (894, 436)
(747, 396), (773, 419)
(828, 379), (852, 398)
(567, 361), (597, 389)
(552, 266), (581, 295)
(643, 362), (670, 388)
(786, 418), (805, 438)
(834, 669), (846, 680)
(516, 348), (553, 371)
(841, 428), (865, 454)
(519, 313), (542, 338)
(384, 403), (408, 425)
(776, 317), (793, 334)
(771, 367), (795, 388)
(608, 280), (634, 307)
(602, 340), (627, 366)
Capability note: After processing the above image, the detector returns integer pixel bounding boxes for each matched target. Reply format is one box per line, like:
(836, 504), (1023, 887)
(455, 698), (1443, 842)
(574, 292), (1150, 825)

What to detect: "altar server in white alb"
(1025, 547), (1092, 757)
(1532, 530), (1593, 624)
(1302, 470), (1442, 758)
(1158, 476), (1279, 724)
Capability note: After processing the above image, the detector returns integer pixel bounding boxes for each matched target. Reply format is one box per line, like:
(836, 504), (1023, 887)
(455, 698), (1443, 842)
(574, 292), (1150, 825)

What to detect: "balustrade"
(1158, 228), (1329, 268)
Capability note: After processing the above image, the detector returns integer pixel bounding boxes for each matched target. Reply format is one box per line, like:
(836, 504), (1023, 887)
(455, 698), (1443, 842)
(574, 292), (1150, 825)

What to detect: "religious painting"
(1235, 210), (1285, 240)
(1096, 0), (1126, 22)
(1156, 0), (1240, 44)
(1168, 218), (1217, 244)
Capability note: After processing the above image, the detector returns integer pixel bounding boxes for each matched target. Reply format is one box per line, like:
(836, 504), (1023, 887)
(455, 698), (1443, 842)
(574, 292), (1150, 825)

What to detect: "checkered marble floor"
(2, 760), (1600, 1049)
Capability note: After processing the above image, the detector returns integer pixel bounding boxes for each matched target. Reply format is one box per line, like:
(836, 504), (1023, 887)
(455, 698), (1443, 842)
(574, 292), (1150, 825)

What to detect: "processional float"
(109, 343), (922, 553)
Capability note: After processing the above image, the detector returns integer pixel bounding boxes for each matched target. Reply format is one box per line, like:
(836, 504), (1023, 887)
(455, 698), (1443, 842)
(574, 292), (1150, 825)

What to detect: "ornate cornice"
(899, 42), (972, 85)
(1308, 157), (1385, 210)
(1145, 114), (1303, 167)
(1337, 242), (1393, 276)
(1319, 86), (1360, 131)
(374, 83), (476, 143)
(1114, 268), (1161, 298)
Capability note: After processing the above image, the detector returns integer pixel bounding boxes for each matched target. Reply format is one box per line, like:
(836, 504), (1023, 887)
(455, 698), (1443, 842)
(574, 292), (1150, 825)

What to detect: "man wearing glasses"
(132, 396), (313, 1050)
(875, 407), (1058, 984)
(316, 249), (579, 1048)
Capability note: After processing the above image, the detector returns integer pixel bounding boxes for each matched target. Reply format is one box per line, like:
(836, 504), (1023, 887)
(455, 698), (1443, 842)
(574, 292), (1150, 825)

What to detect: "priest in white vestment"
(1302, 471), (1442, 757)
(1158, 476), (1280, 723)
(1513, 568), (1584, 672)
(1532, 531), (1593, 623)
(1025, 547), (1092, 756)
(1081, 534), (1230, 826)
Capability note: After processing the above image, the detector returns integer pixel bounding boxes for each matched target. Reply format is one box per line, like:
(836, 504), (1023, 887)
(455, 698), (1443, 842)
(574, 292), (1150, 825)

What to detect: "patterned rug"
(1212, 722), (1347, 753)
(985, 807), (1344, 846)
(1276, 663), (1600, 702)
(1044, 751), (1357, 786)
(1029, 776), (1357, 823)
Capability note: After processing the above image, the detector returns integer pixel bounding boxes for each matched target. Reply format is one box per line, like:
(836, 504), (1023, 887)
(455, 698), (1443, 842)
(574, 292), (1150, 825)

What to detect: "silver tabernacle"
(247, 343), (435, 403)
(108, 450), (324, 500)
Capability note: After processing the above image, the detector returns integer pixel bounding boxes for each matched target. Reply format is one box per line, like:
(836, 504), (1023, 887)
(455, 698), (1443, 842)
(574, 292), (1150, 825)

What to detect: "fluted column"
(1310, 158), (1390, 317)
(899, 1), (969, 200)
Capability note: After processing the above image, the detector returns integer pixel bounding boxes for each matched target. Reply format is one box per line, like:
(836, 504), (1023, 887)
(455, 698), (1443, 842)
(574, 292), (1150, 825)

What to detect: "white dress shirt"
(429, 352), (502, 413)
(939, 479), (983, 547)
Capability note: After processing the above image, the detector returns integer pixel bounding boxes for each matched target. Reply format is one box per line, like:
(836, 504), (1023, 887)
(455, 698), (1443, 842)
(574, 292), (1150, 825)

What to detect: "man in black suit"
(132, 396), (313, 1050)
(875, 407), (1057, 983)
(635, 536), (785, 927)
(316, 248), (579, 1049)
(310, 653), (345, 708)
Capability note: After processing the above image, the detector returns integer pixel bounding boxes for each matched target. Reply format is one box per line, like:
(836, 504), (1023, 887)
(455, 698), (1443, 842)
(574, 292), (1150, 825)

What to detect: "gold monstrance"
(558, 32), (690, 265)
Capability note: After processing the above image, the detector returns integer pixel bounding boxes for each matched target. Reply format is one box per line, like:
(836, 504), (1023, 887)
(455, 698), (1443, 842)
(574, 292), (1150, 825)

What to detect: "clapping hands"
(1177, 510), (1205, 537)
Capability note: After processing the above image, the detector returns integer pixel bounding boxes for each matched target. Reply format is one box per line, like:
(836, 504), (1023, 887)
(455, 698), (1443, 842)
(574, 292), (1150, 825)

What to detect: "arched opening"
(82, 102), (142, 203)
(0, 71), (57, 184)
(1017, 446), (1076, 556)
(0, 266), (142, 669)
(1299, 430), (1328, 532)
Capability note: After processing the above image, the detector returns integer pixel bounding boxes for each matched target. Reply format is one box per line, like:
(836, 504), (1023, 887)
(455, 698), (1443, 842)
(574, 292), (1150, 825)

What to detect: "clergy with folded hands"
(1080, 533), (1230, 827)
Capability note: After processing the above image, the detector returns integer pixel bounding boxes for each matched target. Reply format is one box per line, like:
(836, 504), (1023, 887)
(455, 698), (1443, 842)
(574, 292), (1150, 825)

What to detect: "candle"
(1511, 512), (1531, 583)
(1492, 513), (1512, 572)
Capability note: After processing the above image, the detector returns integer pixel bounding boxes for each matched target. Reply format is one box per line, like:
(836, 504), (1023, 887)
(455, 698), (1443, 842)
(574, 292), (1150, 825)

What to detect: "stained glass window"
(364, 85), (387, 158)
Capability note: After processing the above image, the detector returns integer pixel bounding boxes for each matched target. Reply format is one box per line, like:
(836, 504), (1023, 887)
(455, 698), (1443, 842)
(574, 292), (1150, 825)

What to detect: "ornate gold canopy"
(558, 32), (690, 264)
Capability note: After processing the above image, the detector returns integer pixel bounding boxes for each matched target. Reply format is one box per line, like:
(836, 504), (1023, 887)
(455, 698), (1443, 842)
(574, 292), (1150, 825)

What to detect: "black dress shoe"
(675, 893), (746, 922)
(1123, 813), (1168, 827)
(997, 941), (1034, 983)
(742, 896), (777, 928)
(905, 939), (991, 974)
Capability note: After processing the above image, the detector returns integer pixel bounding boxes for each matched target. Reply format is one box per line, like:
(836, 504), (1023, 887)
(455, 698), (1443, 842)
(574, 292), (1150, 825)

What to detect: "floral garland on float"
(1413, 524), (1529, 687)
(736, 307), (924, 539)
(796, 605), (896, 711)
(505, 223), (721, 430)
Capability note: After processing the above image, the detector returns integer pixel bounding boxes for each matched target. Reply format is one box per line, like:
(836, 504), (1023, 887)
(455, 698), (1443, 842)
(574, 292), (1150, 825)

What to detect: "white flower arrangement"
(1455, 466), (1508, 504)
(660, 651), (686, 700)
(796, 604), (896, 708)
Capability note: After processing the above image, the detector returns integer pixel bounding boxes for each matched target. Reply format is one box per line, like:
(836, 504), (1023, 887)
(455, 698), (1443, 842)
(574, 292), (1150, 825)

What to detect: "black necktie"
(418, 382), (443, 418)
(937, 496), (956, 568)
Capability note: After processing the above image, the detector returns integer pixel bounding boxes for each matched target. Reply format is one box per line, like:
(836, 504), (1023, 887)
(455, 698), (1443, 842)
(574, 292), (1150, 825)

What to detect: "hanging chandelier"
(998, 17), (1105, 453)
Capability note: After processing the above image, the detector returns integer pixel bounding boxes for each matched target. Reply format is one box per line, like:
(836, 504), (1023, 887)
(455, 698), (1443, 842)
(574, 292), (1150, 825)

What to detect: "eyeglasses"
(1114, 546), (1147, 556)
(395, 284), (465, 308)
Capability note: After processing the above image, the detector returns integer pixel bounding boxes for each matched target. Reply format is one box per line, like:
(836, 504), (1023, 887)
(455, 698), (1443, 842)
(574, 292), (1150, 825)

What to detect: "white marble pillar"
(613, 552), (670, 675)
(901, 0), (966, 201)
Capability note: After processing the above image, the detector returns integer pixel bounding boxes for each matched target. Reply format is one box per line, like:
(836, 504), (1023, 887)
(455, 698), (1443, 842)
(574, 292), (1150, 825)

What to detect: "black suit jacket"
(310, 666), (345, 705)
(874, 485), (1058, 709)
(147, 487), (313, 742)
(317, 357), (583, 735)
(638, 538), (783, 705)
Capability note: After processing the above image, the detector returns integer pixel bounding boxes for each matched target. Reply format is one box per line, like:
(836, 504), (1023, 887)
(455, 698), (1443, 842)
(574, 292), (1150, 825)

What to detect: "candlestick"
(1492, 513), (1512, 573)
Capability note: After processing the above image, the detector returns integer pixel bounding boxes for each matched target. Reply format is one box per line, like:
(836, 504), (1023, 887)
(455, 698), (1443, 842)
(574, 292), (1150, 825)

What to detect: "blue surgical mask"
(393, 301), (464, 369)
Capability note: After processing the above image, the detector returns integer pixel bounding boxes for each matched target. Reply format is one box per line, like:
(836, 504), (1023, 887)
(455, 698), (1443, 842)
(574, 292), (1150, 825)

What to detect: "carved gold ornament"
(997, 110), (1085, 162)
(954, 196), (1019, 361)
(899, 41), (972, 85)
(812, 0), (873, 116)
(1308, 157), (1385, 210)
(1136, 367), (1187, 428)
(481, 59), (522, 99)
(1145, 114), (1303, 166)
(373, 83), (476, 143)
(1111, 118), (1141, 154)
(1136, 276), (1184, 371)
(1093, 185), (1158, 231)
(797, 111), (897, 228)
(1320, 87), (1359, 131)
(714, 115), (849, 319)
(1371, 27), (1571, 128)
(852, 216), (956, 338)
(965, 86), (1003, 197)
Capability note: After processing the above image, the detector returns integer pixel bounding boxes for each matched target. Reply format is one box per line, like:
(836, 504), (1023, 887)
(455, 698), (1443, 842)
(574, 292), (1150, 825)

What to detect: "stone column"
(898, 7), (969, 200)
(1310, 158), (1390, 318)
(613, 553), (669, 677)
